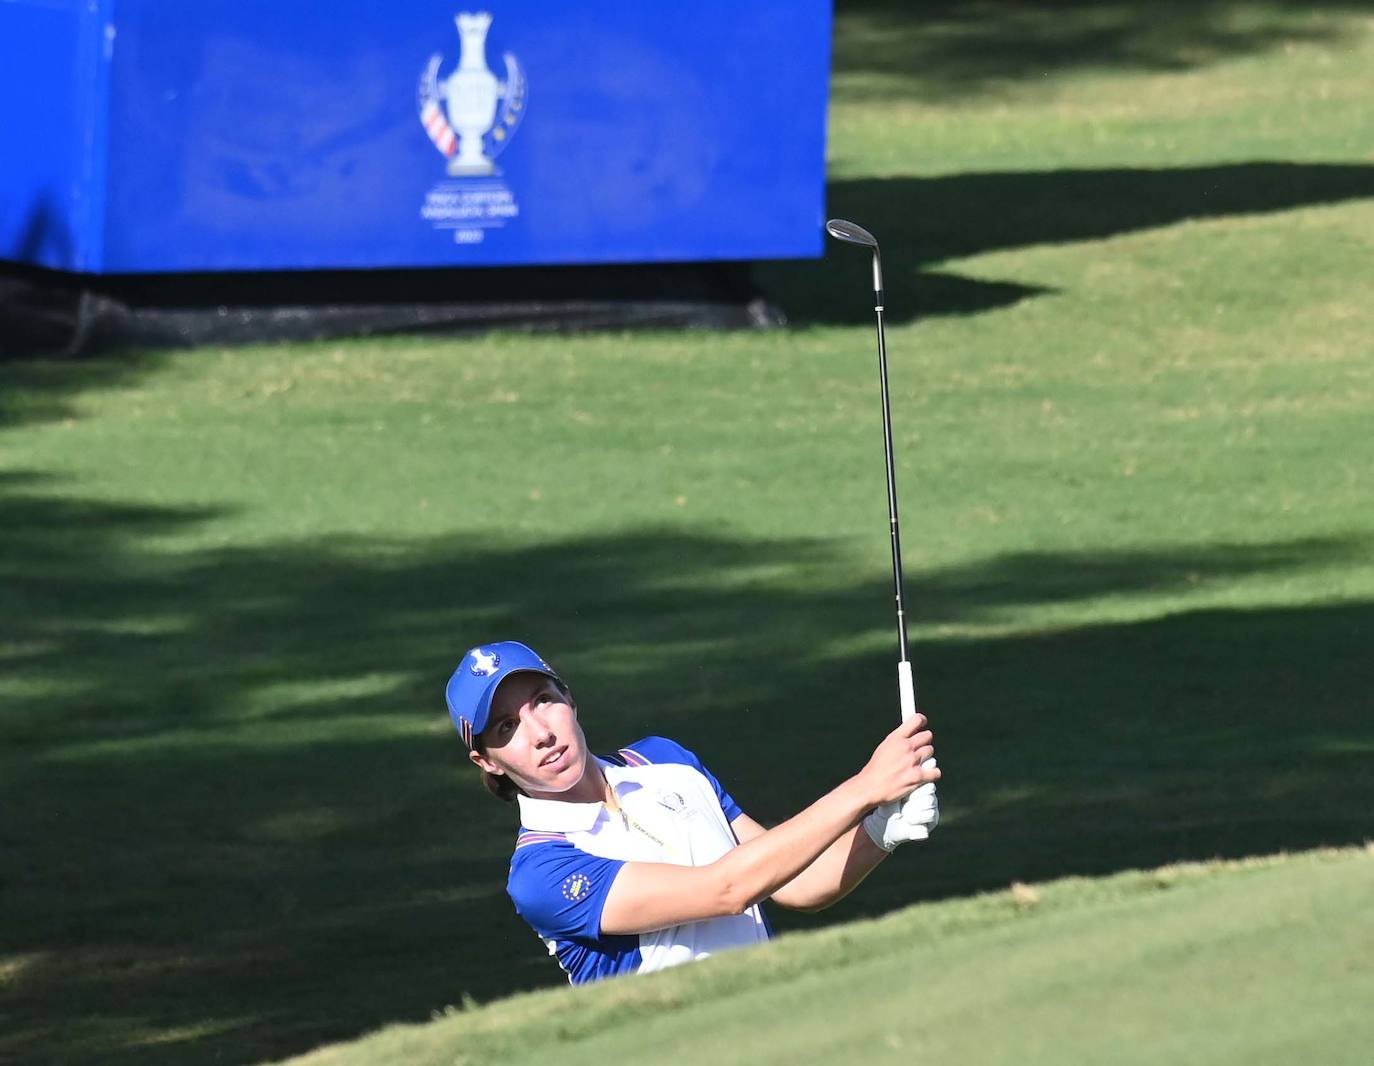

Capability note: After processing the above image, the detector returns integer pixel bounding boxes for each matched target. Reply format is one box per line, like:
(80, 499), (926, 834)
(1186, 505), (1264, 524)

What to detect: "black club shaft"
(825, 218), (912, 671)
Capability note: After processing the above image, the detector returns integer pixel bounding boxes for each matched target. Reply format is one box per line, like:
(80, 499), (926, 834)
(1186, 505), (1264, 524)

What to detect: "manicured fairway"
(3, 3), (1373, 1064)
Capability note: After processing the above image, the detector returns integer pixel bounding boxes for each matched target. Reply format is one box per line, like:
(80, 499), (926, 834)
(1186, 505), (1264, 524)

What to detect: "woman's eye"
(499, 719), (516, 734)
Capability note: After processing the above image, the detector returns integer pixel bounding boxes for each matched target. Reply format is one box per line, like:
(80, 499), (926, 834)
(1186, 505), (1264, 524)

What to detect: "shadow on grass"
(832, 0), (1374, 100)
(764, 161), (1374, 323)
(5, 161), (1373, 430)
(1, 477), (1371, 1064)
(0, 344), (180, 430)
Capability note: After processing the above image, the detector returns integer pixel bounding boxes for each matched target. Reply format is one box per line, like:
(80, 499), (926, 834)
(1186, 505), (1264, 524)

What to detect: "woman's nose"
(526, 707), (555, 741)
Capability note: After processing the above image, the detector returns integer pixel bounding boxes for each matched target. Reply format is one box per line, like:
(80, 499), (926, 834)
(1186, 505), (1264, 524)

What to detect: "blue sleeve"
(621, 735), (744, 822)
(508, 841), (626, 941)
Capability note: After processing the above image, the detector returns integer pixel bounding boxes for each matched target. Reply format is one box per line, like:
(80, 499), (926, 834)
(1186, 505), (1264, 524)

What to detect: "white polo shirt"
(506, 736), (771, 984)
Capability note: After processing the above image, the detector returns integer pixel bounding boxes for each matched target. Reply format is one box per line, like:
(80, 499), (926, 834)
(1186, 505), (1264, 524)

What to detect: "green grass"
(3, 3), (1374, 1064)
(271, 847), (1374, 1066)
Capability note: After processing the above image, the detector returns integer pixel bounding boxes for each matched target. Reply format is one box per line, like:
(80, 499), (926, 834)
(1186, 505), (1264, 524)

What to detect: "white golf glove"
(862, 762), (939, 852)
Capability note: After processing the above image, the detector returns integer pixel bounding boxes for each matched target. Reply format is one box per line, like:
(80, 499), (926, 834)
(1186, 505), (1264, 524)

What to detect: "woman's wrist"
(838, 772), (880, 819)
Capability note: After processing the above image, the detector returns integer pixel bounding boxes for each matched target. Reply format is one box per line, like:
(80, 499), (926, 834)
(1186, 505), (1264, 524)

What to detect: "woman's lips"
(540, 746), (569, 770)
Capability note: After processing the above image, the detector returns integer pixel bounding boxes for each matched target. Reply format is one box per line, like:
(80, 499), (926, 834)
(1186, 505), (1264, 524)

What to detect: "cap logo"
(561, 873), (591, 901)
(470, 648), (500, 676)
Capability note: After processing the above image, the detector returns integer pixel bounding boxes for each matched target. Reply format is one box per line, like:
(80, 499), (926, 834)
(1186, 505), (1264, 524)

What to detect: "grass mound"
(274, 847), (1374, 1066)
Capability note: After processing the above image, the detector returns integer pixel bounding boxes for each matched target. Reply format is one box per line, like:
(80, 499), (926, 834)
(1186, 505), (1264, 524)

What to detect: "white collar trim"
(516, 757), (630, 833)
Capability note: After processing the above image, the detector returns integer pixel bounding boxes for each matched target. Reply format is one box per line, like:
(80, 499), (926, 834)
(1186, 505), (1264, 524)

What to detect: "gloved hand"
(863, 764), (939, 852)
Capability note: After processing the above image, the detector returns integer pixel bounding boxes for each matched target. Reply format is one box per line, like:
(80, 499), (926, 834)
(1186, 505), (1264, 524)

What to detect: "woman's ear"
(469, 748), (503, 776)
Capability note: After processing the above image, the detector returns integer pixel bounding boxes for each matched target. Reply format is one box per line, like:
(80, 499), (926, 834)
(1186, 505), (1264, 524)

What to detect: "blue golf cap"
(446, 641), (563, 748)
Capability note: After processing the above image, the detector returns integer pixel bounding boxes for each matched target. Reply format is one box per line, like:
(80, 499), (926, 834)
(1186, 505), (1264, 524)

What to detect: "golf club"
(827, 218), (937, 839)
(825, 218), (920, 725)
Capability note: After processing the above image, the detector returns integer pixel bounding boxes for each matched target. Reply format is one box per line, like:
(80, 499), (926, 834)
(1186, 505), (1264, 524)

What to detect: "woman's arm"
(730, 814), (889, 912)
(598, 715), (937, 936)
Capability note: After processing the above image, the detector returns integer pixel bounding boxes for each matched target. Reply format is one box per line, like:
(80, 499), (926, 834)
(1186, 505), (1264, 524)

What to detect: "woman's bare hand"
(857, 715), (940, 807)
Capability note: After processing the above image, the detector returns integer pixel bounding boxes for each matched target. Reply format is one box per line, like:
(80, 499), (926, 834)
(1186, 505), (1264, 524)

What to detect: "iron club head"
(825, 218), (878, 248)
(826, 218), (884, 295)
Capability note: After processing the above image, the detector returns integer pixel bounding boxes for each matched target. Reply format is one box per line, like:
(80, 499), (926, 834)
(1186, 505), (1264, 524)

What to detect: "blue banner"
(1, 1), (832, 273)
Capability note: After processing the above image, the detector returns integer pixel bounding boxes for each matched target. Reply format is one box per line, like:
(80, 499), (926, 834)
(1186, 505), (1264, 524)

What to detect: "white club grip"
(898, 660), (917, 722)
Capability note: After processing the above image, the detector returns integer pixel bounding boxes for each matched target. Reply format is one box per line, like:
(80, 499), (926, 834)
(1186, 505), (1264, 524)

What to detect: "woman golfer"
(447, 640), (940, 984)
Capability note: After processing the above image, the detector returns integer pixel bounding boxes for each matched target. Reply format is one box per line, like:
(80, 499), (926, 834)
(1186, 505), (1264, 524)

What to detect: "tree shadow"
(8, 160), (1373, 418)
(1, 476), (1371, 1064)
(0, 198), (112, 361)
(0, 338), (178, 432)
(832, 0), (1374, 101)
(761, 161), (1374, 323)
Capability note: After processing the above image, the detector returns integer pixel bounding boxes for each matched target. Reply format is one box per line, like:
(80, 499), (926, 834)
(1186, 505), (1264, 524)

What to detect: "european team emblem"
(470, 648), (500, 676)
(561, 873), (591, 901)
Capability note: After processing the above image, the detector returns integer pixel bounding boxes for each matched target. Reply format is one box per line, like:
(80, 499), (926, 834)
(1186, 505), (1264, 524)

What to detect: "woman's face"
(469, 673), (588, 797)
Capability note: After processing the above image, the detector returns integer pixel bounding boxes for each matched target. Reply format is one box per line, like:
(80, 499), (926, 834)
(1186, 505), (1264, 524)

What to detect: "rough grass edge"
(272, 842), (1374, 1065)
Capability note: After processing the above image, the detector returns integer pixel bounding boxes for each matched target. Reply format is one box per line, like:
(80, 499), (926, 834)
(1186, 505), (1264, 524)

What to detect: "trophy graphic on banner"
(418, 12), (526, 176)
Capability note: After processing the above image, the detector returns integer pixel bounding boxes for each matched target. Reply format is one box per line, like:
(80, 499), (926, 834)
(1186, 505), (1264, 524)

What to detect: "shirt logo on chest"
(654, 790), (688, 814)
